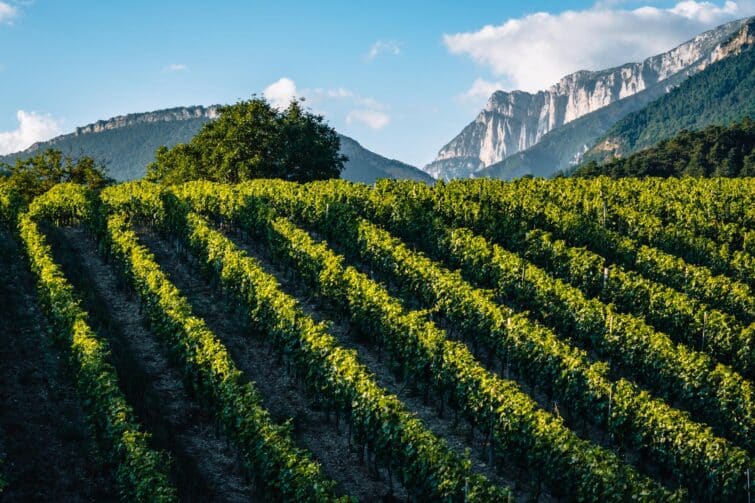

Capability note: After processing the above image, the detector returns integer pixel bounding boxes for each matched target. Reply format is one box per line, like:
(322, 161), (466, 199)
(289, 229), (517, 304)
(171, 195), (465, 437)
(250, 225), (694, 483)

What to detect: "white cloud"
(0, 2), (17, 25)
(458, 78), (505, 103)
(263, 77), (298, 109)
(346, 109), (390, 129)
(0, 110), (62, 155)
(325, 87), (354, 98)
(670, 0), (740, 21)
(444, 1), (750, 92)
(310, 87), (386, 109)
(366, 40), (401, 60)
(355, 96), (386, 110)
(264, 78), (391, 129)
(164, 63), (187, 72)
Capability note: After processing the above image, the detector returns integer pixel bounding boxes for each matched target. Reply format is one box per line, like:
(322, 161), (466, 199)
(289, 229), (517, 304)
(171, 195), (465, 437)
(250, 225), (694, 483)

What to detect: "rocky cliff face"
(426, 17), (752, 179)
(25, 106), (219, 153)
(73, 106), (219, 136)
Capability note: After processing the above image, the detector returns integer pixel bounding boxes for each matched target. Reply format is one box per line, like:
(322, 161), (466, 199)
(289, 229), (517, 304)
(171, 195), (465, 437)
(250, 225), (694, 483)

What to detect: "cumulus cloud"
(0, 2), (17, 25)
(0, 110), (62, 155)
(263, 77), (298, 109)
(346, 109), (390, 129)
(444, 1), (750, 92)
(265, 78), (392, 129)
(314, 87), (390, 129)
(164, 63), (187, 72)
(323, 87), (354, 99)
(458, 78), (506, 103)
(366, 40), (401, 60)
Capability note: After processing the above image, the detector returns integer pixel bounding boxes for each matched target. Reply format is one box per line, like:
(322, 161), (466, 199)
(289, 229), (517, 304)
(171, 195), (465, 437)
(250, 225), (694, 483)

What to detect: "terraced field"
(0, 177), (752, 501)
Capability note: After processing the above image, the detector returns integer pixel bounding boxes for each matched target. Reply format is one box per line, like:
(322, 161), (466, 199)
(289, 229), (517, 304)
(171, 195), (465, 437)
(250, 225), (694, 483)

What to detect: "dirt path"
(138, 229), (405, 502)
(48, 226), (254, 503)
(0, 231), (117, 502)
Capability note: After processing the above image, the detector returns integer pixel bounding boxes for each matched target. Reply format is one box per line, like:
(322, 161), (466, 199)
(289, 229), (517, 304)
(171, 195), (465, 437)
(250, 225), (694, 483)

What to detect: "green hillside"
(586, 42), (755, 162)
(0, 109), (433, 184)
(571, 118), (755, 178)
(0, 117), (210, 182)
(338, 135), (433, 183)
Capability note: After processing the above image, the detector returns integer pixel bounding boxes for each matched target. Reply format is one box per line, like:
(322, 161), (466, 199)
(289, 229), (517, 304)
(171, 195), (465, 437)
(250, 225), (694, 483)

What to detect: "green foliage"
(5, 177), (755, 501)
(0, 181), (22, 228)
(386, 178), (754, 452)
(254, 179), (748, 500)
(0, 113), (211, 182)
(146, 98), (346, 184)
(166, 186), (508, 501)
(110, 181), (507, 501)
(585, 44), (755, 162)
(17, 184), (176, 502)
(102, 209), (343, 502)
(574, 118), (755, 178)
(0, 115), (430, 184)
(0, 149), (112, 203)
(178, 181), (680, 503)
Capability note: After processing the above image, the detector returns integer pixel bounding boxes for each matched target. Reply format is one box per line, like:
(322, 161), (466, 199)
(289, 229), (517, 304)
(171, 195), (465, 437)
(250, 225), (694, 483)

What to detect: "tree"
(683, 143), (706, 177)
(742, 152), (755, 176)
(146, 97), (346, 184)
(0, 149), (112, 202)
(714, 148), (738, 177)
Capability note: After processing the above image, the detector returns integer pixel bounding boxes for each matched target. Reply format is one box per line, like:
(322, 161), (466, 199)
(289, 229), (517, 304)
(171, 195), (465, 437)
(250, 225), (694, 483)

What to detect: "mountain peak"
(426, 16), (752, 180)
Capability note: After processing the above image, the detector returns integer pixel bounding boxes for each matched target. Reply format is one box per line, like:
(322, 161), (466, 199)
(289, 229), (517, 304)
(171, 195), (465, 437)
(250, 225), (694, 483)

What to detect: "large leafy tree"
(147, 97), (346, 184)
(0, 148), (112, 202)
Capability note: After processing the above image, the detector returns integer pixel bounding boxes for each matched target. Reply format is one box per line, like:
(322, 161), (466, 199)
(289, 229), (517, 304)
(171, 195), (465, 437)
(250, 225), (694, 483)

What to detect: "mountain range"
(0, 107), (433, 184)
(426, 16), (755, 180)
(583, 23), (755, 163)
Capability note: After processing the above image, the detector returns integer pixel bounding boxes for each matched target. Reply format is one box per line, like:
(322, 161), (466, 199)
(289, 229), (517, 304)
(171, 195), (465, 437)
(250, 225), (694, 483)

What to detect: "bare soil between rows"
(0, 231), (117, 502)
(48, 226), (254, 503)
(138, 228), (403, 502)
(143, 222), (550, 500)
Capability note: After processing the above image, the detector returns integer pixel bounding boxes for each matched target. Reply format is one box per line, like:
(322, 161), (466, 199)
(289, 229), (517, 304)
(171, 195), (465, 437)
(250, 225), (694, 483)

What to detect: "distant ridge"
(1, 106), (432, 184)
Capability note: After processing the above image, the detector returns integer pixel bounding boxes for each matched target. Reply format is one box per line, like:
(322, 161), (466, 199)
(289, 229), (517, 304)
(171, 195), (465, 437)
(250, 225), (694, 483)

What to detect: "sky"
(0, 1), (753, 166)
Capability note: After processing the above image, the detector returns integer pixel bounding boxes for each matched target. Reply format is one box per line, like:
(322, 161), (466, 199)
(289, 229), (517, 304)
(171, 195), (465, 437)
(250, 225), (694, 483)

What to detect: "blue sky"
(0, 0), (752, 166)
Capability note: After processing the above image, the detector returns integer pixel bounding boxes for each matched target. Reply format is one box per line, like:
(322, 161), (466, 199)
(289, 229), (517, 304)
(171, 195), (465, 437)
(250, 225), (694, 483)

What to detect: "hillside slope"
(586, 24), (755, 162)
(571, 119), (755, 178)
(425, 17), (751, 179)
(472, 80), (672, 179)
(477, 24), (755, 180)
(0, 107), (216, 181)
(0, 107), (432, 184)
(338, 135), (433, 183)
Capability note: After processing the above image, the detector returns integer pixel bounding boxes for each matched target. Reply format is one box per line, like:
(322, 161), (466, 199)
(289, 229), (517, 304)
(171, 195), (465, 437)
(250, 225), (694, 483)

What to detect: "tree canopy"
(0, 148), (112, 202)
(572, 118), (755, 178)
(146, 97), (346, 184)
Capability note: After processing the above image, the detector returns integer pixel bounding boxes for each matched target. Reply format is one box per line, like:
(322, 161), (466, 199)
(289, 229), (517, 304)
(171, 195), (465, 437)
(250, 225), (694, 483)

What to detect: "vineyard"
(0, 177), (753, 502)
